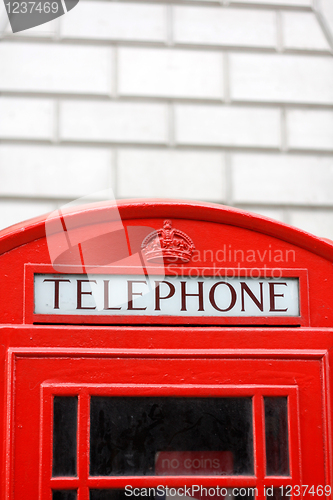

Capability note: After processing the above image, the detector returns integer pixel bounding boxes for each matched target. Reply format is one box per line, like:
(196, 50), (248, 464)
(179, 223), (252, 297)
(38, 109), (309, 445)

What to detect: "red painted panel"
(4, 352), (324, 500)
(0, 201), (332, 500)
(0, 201), (332, 327)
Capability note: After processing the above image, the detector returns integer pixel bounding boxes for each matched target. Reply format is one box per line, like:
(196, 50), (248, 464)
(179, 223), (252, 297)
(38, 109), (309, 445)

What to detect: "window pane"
(90, 488), (255, 500)
(53, 396), (78, 477)
(90, 397), (253, 476)
(90, 491), (128, 500)
(266, 488), (283, 500)
(53, 491), (77, 500)
(264, 397), (289, 476)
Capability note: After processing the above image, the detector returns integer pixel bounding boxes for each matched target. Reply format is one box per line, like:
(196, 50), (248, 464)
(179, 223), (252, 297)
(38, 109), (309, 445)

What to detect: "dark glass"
(90, 397), (253, 476)
(53, 491), (77, 500)
(266, 488), (283, 500)
(264, 397), (289, 476)
(90, 491), (131, 500)
(90, 488), (255, 500)
(53, 396), (78, 477)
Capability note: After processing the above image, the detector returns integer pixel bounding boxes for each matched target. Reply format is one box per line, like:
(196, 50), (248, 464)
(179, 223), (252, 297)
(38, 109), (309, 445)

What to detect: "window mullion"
(253, 393), (266, 500)
(78, 389), (90, 500)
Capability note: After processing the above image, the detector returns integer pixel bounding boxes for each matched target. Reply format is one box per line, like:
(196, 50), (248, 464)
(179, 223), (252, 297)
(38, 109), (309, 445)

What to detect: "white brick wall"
(287, 109), (333, 151)
(318, 0), (333, 39)
(0, 145), (114, 198)
(173, 7), (277, 49)
(290, 209), (333, 239)
(232, 153), (333, 206)
(0, 0), (333, 239)
(61, 2), (167, 42)
(231, 0), (312, 6)
(60, 101), (168, 144)
(117, 149), (225, 201)
(118, 48), (224, 99)
(282, 12), (331, 51)
(0, 97), (54, 139)
(0, 199), (57, 229)
(230, 53), (333, 104)
(0, 42), (112, 94)
(175, 105), (281, 148)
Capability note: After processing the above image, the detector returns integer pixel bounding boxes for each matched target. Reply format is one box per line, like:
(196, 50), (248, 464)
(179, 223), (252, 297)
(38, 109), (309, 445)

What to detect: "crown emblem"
(141, 220), (195, 263)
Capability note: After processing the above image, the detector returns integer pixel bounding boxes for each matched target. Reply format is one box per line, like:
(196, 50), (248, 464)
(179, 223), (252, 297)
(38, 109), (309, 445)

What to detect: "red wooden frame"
(5, 346), (329, 500)
(1, 200), (333, 500)
(40, 384), (299, 496)
(2, 199), (333, 262)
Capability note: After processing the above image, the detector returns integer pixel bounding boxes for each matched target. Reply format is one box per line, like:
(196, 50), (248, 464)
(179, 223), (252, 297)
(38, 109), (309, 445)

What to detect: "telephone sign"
(34, 274), (300, 318)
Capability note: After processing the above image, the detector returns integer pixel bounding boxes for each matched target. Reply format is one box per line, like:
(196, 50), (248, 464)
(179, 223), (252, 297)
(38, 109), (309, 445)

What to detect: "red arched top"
(1, 199), (333, 262)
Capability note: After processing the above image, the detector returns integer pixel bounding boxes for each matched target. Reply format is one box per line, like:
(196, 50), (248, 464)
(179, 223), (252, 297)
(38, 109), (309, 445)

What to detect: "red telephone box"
(0, 199), (333, 500)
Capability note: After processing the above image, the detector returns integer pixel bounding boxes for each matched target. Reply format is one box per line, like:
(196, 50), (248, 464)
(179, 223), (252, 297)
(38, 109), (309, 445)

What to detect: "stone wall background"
(0, 0), (333, 237)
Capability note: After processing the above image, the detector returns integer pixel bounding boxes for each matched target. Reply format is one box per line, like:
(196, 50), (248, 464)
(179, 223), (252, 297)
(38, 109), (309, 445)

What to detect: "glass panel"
(53, 396), (78, 477)
(90, 491), (127, 500)
(90, 488), (255, 500)
(264, 397), (289, 476)
(52, 491), (77, 500)
(90, 397), (253, 476)
(266, 488), (283, 500)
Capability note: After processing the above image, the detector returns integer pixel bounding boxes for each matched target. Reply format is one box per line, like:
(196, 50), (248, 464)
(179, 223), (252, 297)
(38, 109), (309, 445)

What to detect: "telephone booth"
(0, 199), (333, 500)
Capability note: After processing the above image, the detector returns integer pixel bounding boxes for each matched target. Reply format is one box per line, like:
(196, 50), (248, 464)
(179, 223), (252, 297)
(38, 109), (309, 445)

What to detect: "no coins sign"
(155, 451), (233, 475)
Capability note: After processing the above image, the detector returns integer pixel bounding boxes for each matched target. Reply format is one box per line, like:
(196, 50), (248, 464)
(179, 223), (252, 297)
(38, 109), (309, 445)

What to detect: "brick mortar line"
(112, 147), (118, 198)
(69, 0), (313, 10)
(0, 195), (112, 203)
(168, 102), (175, 147)
(1, 37), (332, 56)
(112, 46), (118, 98)
(53, 16), (61, 41)
(166, 4), (174, 46)
(283, 208), (291, 225)
(224, 152), (233, 205)
(235, 203), (333, 211)
(2, 195), (333, 213)
(280, 106), (288, 152)
(276, 9), (284, 52)
(229, 2), (312, 9)
(2, 94), (333, 110)
(2, 93), (333, 108)
(223, 52), (230, 103)
(52, 99), (60, 143)
(313, 5), (333, 52)
(1, 140), (333, 156)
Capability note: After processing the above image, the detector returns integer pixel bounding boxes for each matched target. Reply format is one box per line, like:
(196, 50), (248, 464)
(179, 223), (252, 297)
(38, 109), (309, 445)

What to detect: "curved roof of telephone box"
(0, 199), (333, 262)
